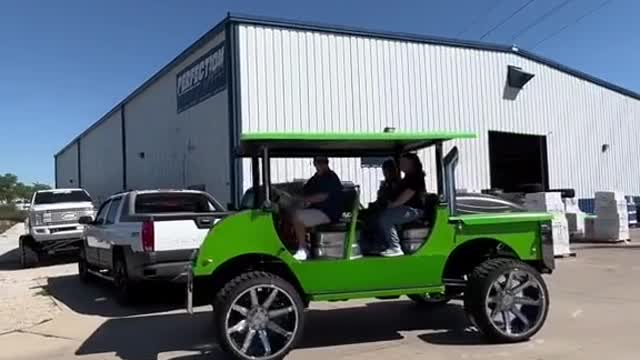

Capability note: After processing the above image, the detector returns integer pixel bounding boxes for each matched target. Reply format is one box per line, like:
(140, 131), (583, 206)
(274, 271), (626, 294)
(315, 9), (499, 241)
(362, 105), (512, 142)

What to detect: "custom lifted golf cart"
(187, 132), (555, 360)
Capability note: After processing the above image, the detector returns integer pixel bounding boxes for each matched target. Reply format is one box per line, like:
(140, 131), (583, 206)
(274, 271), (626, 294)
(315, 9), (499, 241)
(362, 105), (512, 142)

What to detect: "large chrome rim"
(225, 285), (299, 359)
(485, 269), (546, 337)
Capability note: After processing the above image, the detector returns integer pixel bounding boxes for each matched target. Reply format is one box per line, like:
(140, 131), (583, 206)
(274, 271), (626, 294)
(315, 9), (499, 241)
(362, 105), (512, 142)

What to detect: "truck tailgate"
(152, 215), (219, 252)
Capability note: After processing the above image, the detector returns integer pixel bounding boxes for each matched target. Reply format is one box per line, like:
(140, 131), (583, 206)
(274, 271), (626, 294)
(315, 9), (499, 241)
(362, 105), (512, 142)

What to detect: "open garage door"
(488, 131), (549, 193)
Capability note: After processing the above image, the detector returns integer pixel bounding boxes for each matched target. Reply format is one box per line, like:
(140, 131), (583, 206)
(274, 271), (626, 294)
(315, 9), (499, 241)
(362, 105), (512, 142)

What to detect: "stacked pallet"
(564, 198), (586, 240)
(594, 191), (629, 242)
(524, 192), (571, 256)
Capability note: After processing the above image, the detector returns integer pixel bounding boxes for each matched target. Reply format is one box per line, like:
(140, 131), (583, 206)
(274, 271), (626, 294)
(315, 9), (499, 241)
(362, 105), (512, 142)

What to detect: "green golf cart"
(187, 132), (555, 360)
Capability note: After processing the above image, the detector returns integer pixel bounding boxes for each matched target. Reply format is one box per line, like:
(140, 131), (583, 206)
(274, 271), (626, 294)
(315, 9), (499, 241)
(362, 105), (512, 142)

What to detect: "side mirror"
(78, 216), (93, 225)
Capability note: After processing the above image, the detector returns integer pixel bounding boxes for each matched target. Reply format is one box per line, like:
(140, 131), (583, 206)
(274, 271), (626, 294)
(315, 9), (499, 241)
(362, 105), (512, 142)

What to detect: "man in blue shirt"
(292, 156), (343, 260)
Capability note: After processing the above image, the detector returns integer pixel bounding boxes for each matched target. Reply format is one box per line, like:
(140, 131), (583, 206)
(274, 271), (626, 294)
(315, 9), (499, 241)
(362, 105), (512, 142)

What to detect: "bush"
(0, 205), (27, 222)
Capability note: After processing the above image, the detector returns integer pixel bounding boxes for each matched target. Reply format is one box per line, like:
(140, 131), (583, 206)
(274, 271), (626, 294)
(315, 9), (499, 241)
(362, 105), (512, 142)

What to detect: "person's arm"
(304, 192), (329, 207)
(388, 189), (415, 208)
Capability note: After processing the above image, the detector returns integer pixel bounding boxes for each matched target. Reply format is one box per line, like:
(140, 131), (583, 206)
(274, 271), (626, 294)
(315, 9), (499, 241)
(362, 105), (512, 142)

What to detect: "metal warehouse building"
(55, 14), (640, 206)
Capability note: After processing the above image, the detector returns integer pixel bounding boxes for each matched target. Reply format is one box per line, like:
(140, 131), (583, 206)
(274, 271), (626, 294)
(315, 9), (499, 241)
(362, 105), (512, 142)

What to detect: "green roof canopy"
(238, 131), (476, 157)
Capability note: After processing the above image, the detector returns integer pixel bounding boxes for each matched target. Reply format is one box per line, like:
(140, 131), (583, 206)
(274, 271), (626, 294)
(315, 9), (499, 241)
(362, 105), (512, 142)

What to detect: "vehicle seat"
(314, 186), (359, 232)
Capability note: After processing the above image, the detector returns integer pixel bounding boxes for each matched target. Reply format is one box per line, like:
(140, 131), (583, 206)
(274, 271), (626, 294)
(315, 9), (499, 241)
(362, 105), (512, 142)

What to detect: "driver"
(291, 156), (344, 260)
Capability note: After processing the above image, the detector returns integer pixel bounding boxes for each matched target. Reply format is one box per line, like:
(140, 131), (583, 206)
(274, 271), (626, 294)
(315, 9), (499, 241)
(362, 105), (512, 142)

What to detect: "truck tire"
(214, 271), (305, 360)
(19, 237), (39, 269)
(78, 245), (90, 283)
(464, 258), (549, 343)
(113, 255), (137, 305)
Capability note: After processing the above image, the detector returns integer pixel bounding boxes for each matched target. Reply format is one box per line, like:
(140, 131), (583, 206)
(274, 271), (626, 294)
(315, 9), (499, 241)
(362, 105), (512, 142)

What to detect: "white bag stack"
(524, 192), (571, 256)
(524, 192), (565, 213)
(594, 191), (629, 242)
(564, 198), (585, 240)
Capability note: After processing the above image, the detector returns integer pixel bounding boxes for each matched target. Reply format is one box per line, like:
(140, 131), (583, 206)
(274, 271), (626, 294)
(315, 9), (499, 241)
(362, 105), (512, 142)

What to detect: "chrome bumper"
(186, 264), (194, 314)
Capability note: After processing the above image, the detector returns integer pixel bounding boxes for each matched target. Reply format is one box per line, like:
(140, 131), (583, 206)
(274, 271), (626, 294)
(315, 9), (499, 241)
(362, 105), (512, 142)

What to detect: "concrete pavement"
(1, 242), (640, 360)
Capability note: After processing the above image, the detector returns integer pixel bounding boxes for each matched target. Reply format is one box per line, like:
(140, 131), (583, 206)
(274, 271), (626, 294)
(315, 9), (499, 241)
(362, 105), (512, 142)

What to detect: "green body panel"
(193, 206), (547, 298)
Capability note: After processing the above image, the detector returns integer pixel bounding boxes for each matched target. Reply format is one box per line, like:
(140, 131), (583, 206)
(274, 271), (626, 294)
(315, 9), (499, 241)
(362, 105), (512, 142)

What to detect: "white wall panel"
(125, 30), (232, 204)
(80, 111), (123, 204)
(55, 143), (78, 189)
(237, 24), (640, 201)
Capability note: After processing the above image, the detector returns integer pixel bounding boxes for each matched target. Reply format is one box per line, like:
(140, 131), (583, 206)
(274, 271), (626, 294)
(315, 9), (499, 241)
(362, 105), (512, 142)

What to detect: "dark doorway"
(488, 131), (549, 193)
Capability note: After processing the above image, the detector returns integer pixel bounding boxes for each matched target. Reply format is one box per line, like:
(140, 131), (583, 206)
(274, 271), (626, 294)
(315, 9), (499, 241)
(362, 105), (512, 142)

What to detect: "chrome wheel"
(224, 284), (299, 359)
(484, 269), (546, 337)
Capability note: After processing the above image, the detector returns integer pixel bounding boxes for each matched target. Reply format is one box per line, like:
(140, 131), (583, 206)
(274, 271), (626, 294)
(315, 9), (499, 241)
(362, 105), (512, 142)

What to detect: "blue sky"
(0, 0), (637, 185)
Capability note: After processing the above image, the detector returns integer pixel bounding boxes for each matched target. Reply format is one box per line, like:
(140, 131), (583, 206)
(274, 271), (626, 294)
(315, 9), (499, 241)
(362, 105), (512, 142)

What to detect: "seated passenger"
(292, 157), (344, 260)
(372, 159), (401, 210)
(375, 153), (426, 257)
(360, 159), (401, 254)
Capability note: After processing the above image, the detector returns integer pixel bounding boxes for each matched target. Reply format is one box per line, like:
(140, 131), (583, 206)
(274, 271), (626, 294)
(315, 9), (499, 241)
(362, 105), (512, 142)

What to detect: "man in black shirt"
(292, 157), (344, 260)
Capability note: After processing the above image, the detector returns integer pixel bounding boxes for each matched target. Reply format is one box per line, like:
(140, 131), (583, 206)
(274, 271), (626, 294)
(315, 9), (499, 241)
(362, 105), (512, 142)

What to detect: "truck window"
(34, 190), (91, 204)
(135, 193), (220, 214)
(95, 201), (111, 225)
(105, 198), (122, 224)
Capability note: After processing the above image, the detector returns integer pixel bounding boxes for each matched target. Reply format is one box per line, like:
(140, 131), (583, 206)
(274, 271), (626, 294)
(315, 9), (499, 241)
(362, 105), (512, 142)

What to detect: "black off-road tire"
(464, 258), (549, 343)
(214, 271), (305, 360)
(78, 245), (90, 283)
(19, 236), (39, 269)
(113, 255), (138, 305)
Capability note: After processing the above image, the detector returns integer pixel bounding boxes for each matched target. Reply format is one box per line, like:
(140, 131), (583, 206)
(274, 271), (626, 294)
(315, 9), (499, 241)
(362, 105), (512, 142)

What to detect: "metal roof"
(55, 13), (640, 157)
(238, 131), (475, 157)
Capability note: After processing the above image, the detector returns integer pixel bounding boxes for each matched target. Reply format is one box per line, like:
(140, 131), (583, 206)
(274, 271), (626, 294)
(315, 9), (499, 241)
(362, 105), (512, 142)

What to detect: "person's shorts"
(295, 209), (331, 227)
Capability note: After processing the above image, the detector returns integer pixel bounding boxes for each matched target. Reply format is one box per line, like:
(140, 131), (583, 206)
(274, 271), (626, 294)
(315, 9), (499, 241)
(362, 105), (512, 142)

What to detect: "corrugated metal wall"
(123, 30), (232, 204)
(79, 111), (123, 204)
(236, 24), (640, 201)
(55, 143), (79, 189)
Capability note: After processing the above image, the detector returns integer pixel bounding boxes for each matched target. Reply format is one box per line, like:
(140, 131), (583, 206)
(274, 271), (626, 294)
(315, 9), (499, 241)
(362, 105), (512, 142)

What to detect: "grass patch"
(0, 205), (25, 234)
(0, 205), (27, 222)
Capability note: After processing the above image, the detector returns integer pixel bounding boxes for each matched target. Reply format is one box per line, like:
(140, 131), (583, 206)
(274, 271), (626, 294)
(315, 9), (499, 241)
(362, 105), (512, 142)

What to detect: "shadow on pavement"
(45, 274), (196, 317)
(571, 243), (640, 250)
(0, 248), (20, 269)
(76, 300), (475, 359)
(418, 329), (487, 345)
(0, 252), (76, 271)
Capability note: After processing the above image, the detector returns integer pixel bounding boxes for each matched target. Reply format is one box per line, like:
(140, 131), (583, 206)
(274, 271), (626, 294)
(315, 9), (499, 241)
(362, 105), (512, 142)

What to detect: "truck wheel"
(19, 237), (39, 269)
(214, 271), (305, 360)
(78, 246), (90, 283)
(464, 258), (549, 343)
(113, 256), (137, 305)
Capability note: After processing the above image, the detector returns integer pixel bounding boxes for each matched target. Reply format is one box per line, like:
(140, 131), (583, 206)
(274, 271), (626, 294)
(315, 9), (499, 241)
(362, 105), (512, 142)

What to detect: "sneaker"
(379, 248), (404, 257)
(293, 249), (308, 261)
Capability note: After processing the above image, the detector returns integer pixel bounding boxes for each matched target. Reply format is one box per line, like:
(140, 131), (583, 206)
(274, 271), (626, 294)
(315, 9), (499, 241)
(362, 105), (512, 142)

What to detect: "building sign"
(176, 42), (226, 113)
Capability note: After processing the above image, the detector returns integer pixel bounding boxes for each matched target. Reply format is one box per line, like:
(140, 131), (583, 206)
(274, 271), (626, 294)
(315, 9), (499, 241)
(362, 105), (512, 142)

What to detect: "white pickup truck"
(78, 189), (229, 303)
(21, 188), (95, 267)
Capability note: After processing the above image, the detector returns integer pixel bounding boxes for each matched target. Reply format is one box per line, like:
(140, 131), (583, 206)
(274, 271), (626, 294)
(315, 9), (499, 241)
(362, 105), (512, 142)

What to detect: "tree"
(0, 173), (18, 203)
(0, 174), (51, 203)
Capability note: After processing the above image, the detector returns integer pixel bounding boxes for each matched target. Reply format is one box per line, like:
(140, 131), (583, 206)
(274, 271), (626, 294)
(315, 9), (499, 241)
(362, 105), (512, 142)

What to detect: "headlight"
(43, 212), (52, 223)
(32, 212), (44, 226)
